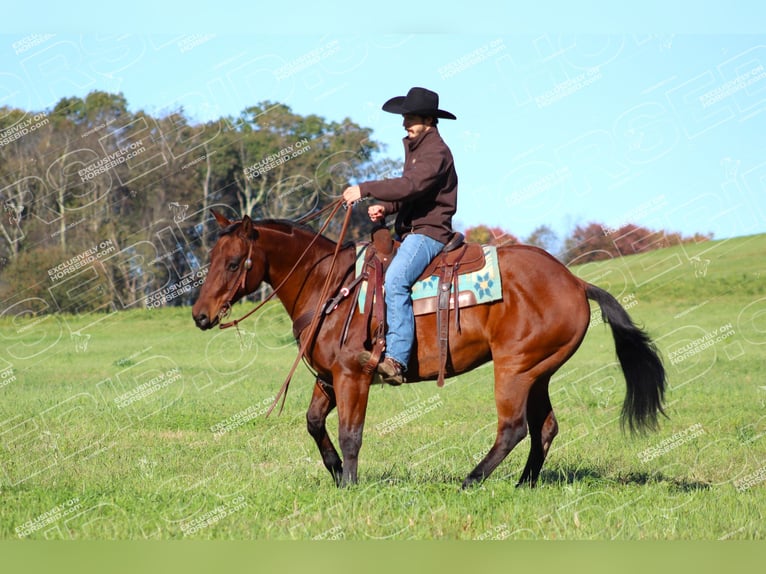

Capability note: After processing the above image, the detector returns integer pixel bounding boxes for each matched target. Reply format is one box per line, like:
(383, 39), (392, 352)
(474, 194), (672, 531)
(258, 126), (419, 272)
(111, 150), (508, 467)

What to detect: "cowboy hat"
(381, 87), (456, 120)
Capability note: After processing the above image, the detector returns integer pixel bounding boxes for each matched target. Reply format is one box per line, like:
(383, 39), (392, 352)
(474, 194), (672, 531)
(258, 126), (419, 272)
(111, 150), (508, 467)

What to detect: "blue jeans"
(384, 233), (445, 368)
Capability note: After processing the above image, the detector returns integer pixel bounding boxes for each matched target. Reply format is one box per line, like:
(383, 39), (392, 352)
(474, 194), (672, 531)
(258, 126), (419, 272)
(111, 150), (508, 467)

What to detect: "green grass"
(1, 234), (765, 540)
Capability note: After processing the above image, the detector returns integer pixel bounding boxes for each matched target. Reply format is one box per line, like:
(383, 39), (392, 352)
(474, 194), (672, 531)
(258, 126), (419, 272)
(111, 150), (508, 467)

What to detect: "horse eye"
(227, 261), (240, 272)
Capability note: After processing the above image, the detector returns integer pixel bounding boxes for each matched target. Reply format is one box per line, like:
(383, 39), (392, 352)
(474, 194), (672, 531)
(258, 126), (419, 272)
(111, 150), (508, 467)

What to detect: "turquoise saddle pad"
(355, 244), (502, 312)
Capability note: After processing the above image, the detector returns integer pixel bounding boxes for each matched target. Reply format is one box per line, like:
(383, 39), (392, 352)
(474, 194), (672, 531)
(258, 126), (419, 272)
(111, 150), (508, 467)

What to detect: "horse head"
(192, 211), (266, 330)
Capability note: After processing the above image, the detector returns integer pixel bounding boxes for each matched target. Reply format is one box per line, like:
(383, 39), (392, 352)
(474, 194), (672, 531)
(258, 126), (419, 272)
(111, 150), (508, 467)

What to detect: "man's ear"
(211, 210), (231, 229)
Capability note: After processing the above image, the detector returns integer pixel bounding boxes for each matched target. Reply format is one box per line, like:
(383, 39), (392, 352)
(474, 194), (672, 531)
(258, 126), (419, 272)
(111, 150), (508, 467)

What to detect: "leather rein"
(216, 199), (346, 330)
(215, 199), (354, 416)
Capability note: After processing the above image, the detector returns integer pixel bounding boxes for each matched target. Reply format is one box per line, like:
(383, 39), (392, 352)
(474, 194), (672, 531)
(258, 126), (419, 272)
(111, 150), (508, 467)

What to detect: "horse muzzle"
(193, 311), (219, 330)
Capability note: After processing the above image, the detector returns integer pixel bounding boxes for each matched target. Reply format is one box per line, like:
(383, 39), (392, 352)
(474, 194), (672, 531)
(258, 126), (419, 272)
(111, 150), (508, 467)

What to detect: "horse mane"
(219, 218), (310, 237)
(219, 217), (354, 249)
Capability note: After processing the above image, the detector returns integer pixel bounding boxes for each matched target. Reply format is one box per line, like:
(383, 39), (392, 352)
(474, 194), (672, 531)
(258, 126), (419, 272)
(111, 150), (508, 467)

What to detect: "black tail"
(585, 284), (667, 434)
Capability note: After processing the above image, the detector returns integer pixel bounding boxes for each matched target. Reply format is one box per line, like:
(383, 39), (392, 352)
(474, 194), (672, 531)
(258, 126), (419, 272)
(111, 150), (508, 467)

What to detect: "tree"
(562, 222), (616, 264)
(0, 92), (389, 312)
(0, 90), (717, 315)
(561, 222), (713, 265)
(464, 224), (518, 246)
(0, 106), (41, 259)
(525, 224), (558, 253)
(0, 246), (111, 314)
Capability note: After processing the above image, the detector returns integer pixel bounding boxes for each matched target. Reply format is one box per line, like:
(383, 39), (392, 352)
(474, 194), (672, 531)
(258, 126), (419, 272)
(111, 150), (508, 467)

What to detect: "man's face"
(402, 114), (432, 139)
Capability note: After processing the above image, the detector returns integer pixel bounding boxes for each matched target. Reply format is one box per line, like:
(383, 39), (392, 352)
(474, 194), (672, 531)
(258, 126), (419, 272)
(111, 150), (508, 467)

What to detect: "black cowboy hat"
(381, 87), (457, 120)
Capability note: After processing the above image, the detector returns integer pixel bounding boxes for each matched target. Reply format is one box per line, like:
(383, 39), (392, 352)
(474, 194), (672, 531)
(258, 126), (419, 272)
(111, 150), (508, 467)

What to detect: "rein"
(214, 198), (355, 416)
(217, 199), (346, 330)
(266, 202), (354, 416)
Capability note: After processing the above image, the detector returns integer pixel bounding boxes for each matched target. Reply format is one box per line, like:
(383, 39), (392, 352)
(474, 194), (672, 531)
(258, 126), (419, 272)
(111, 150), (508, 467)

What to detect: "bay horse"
(192, 210), (666, 488)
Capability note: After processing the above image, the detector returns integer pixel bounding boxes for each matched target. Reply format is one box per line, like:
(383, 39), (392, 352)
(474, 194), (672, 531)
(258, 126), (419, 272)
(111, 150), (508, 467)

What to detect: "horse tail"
(585, 283), (667, 434)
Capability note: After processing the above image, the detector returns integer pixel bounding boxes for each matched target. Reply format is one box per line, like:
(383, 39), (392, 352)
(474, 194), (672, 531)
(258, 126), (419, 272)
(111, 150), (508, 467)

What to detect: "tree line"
(465, 222), (711, 264)
(0, 91), (387, 315)
(0, 91), (710, 316)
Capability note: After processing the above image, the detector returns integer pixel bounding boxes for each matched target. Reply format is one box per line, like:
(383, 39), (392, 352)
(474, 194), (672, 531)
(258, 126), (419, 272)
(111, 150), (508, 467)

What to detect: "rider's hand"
(368, 204), (386, 223)
(342, 185), (362, 207)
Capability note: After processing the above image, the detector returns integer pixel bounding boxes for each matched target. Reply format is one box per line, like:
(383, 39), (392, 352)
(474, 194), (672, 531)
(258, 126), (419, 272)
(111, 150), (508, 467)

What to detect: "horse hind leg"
(306, 378), (343, 486)
(517, 375), (558, 487)
(461, 368), (530, 489)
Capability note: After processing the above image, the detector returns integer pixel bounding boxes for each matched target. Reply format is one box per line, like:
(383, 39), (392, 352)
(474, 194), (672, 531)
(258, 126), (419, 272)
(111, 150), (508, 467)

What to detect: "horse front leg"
(334, 372), (371, 487)
(306, 378), (343, 486)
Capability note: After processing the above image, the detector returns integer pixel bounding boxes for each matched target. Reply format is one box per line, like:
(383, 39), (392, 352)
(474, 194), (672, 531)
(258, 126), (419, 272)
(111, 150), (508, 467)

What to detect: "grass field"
(1, 233), (765, 540)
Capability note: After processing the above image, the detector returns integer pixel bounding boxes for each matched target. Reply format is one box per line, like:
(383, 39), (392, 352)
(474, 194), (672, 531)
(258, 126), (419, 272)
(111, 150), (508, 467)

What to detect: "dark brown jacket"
(359, 127), (457, 244)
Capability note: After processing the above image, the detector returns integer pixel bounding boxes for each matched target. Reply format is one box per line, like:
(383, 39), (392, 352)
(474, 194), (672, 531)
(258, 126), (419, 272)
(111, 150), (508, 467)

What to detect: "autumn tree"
(464, 224), (518, 246)
(561, 222), (614, 264)
(525, 224), (559, 253)
(561, 222), (712, 265)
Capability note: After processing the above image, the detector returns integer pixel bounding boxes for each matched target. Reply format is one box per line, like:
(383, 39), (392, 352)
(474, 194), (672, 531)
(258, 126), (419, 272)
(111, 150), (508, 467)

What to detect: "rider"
(342, 87), (458, 385)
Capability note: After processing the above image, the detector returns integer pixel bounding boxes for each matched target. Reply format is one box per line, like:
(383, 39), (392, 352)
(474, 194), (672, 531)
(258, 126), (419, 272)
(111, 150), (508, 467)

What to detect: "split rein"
(217, 198), (355, 416)
(216, 199), (349, 330)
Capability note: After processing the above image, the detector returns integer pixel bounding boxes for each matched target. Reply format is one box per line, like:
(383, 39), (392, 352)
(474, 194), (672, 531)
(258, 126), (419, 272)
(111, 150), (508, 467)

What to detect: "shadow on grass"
(355, 463), (712, 492)
(538, 466), (711, 491)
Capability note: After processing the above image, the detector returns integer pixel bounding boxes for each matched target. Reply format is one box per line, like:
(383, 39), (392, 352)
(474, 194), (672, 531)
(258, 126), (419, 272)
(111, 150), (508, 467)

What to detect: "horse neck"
(256, 222), (349, 318)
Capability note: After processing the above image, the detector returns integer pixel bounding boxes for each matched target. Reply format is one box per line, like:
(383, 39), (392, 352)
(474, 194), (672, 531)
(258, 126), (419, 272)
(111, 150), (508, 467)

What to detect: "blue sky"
(1, 2), (765, 242)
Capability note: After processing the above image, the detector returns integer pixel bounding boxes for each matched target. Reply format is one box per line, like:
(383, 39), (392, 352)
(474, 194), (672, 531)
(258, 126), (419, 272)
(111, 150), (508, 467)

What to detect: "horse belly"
(410, 304), (494, 380)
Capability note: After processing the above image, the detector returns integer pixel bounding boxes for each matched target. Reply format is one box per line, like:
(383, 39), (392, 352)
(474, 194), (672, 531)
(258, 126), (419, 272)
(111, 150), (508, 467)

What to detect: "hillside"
(0, 233), (764, 540)
(569, 232), (766, 331)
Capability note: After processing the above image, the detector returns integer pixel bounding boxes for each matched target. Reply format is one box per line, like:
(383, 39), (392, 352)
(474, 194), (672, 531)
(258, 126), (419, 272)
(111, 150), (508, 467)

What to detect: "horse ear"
(239, 215), (257, 240)
(211, 210), (231, 229)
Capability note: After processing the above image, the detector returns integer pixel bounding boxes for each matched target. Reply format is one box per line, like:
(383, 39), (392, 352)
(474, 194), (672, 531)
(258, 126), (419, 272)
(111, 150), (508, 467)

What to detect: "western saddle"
(345, 226), (486, 387)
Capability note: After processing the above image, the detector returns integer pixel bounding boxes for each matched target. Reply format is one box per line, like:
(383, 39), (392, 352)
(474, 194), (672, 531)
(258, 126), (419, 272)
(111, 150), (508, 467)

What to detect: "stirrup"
(357, 352), (405, 386)
(377, 357), (405, 386)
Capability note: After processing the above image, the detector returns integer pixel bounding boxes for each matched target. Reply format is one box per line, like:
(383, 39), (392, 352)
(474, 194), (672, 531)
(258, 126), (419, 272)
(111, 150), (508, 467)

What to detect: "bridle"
(217, 237), (254, 324)
(210, 198), (355, 416)
(215, 198), (349, 331)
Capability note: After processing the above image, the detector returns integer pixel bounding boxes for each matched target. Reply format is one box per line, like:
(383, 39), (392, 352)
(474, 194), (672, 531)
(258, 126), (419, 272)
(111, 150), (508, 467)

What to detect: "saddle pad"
(355, 244), (502, 313)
